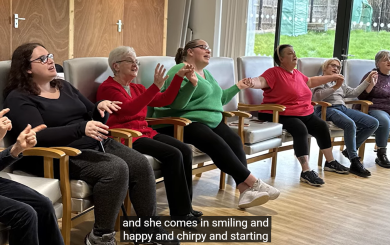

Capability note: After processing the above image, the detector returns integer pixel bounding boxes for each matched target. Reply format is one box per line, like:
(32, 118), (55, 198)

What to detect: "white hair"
(375, 50), (390, 68)
(108, 46), (136, 74)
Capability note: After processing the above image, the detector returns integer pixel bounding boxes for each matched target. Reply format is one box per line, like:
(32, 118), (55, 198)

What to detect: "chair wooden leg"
(61, 211), (71, 245)
(318, 149), (323, 167)
(219, 171), (226, 190)
(358, 143), (366, 161)
(195, 163), (204, 177)
(115, 209), (122, 232)
(59, 156), (71, 245)
(115, 191), (131, 232)
(340, 137), (344, 151)
(270, 148), (278, 178)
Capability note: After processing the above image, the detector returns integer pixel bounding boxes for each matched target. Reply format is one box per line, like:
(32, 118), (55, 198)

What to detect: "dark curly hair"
(4, 43), (62, 99)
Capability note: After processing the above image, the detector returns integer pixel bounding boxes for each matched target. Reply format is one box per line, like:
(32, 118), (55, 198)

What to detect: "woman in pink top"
(247, 44), (347, 186)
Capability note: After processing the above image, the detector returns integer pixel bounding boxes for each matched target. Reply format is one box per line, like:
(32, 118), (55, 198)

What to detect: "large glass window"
(348, 0), (390, 60)
(279, 0), (339, 58)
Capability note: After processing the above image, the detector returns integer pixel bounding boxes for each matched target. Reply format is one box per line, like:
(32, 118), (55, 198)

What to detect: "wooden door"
(73, 0), (124, 58)
(12, 0), (69, 64)
(123, 0), (167, 56)
(0, 0), (11, 61)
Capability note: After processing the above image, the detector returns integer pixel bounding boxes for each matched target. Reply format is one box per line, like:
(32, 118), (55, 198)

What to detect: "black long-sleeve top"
(4, 81), (108, 150)
(0, 146), (22, 172)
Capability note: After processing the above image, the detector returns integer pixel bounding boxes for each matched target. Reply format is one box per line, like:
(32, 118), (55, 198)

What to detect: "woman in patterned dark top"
(355, 50), (390, 168)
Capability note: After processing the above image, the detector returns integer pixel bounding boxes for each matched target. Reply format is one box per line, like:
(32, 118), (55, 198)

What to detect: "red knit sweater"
(96, 75), (184, 142)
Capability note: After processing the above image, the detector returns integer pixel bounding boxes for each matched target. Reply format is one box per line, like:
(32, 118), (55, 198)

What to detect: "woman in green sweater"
(154, 39), (280, 209)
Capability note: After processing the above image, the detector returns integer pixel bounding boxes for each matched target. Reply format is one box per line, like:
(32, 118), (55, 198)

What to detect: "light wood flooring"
(69, 141), (390, 245)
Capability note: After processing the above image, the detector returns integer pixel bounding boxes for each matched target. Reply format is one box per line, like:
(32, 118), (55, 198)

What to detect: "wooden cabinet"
(0, 0), (167, 63)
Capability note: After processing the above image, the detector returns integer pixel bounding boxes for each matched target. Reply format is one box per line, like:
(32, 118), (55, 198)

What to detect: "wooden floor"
(70, 140), (390, 245)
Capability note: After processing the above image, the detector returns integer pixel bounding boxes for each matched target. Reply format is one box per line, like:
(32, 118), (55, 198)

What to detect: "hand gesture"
(85, 121), (109, 141)
(185, 66), (198, 87)
(97, 100), (122, 117)
(237, 78), (251, 90)
(177, 64), (194, 78)
(0, 108), (12, 140)
(154, 63), (169, 89)
(11, 124), (47, 157)
(367, 70), (378, 86)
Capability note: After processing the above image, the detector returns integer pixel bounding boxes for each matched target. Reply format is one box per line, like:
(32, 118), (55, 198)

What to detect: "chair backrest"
(344, 59), (375, 88)
(0, 61), (11, 107)
(134, 56), (176, 88)
(236, 56), (274, 105)
(206, 57), (237, 112)
(63, 57), (113, 103)
(297, 57), (329, 77)
(0, 61), (12, 149)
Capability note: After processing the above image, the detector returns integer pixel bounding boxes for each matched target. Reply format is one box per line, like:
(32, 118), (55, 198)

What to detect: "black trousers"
(0, 177), (64, 245)
(133, 134), (193, 216)
(258, 112), (332, 157)
(157, 120), (251, 185)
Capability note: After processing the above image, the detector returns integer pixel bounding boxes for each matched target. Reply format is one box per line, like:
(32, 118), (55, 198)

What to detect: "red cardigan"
(96, 75), (184, 142)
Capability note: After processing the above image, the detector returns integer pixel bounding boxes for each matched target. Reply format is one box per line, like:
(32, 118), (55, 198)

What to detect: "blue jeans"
(368, 110), (390, 148)
(315, 105), (379, 159)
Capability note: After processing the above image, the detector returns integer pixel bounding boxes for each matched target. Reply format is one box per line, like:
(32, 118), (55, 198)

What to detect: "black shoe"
(324, 160), (349, 174)
(349, 157), (371, 177)
(342, 149), (350, 159)
(171, 213), (200, 224)
(135, 226), (180, 245)
(191, 209), (203, 217)
(375, 148), (390, 168)
(300, 170), (325, 186)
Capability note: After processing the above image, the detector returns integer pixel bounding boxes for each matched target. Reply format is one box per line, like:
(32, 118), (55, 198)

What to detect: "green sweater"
(152, 63), (240, 128)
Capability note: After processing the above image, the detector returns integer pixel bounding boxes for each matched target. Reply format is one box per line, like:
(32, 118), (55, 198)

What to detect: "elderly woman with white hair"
(312, 58), (379, 177)
(353, 50), (390, 168)
(96, 46), (202, 222)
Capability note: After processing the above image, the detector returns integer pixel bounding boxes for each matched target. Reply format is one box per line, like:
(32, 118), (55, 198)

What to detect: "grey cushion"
(0, 172), (61, 205)
(344, 59), (375, 88)
(229, 119), (283, 144)
(297, 57), (329, 77)
(243, 138), (282, 155)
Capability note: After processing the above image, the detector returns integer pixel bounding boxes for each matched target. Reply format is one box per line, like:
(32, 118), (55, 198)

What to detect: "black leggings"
(133, 134), (193, 216)
(258, 112), (332, 157)
(157, 120), (251, 185)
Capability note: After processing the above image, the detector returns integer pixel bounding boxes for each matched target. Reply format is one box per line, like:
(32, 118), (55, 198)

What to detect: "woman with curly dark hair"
(3, 43), (179, 245)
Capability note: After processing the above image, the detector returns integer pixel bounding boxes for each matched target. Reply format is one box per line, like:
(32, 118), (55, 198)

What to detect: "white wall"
(188, 0), (222, 57)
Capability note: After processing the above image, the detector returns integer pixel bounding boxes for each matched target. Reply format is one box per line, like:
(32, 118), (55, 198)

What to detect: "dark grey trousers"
(69, 138), (156, 235)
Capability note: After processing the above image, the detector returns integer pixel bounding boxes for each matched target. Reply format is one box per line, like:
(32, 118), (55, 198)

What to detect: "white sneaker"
(254, 179), (280, 200)
(238, 188), (270, 209)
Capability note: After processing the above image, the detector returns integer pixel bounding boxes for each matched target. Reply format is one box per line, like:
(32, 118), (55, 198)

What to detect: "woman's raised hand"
(85, 121), (109, 141)
(0, 108), (12, 140)
(97, 100), (122, 117)
(184, 65), (198, 87)
(154, 63), (169, 89)
(237, 78), (252, 90)
(11, 124), (47, 157)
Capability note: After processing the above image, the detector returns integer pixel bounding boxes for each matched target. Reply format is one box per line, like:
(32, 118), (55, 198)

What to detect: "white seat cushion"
(229, 119), (283, 144)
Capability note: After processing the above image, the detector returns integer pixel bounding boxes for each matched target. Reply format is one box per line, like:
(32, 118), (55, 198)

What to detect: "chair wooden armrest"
(312, 101), (332, 120)
(146, 118), (190, 126)
(50, 147), (81, 156)
(147, 117), (192, 124)
(237, 103), (286, 112)
(311, 101), (318, 106)
(108, 129), (142, 148)
(345, 100), (373, 113)
(230, 111), (252, 118)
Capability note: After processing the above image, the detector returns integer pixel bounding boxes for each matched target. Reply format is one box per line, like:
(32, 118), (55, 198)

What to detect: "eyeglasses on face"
(192, 45), (212, 52)
(116, 59), (140, 66)
(30, 54), (54, 64)
(329, 63), (342, 70)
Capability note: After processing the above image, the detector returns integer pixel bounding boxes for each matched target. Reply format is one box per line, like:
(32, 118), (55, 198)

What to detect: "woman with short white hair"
(312, 58), (379, 177)
(97, 46), (202, 222)
(354, 50), (390, 168)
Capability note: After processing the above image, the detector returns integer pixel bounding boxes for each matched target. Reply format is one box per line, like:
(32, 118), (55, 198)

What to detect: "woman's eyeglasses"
(30, 54), (54, 64)
(116, 59), (140, 66)
(329, 64), (342, 70)
(192, 45), (212, 52)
